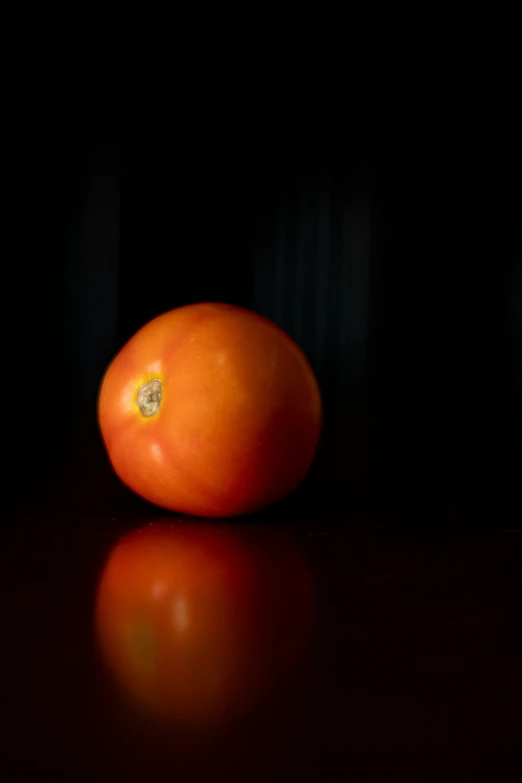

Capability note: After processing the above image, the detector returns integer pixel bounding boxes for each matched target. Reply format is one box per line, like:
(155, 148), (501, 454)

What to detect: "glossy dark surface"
(3, 457), (522, 781)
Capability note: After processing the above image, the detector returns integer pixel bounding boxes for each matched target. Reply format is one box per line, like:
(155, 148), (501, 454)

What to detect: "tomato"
(97, 303), (322, 517)
(95, 520), (315, 726)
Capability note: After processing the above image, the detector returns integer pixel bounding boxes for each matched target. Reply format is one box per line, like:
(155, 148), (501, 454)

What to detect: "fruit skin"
(95, 521), (315, 726)
(97, 303), (322, 517)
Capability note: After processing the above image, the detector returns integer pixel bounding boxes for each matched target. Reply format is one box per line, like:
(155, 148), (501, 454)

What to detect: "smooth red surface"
(3, 483), (522, 781)
(98, 303), (322, 517)
(95, 521), (315, 725)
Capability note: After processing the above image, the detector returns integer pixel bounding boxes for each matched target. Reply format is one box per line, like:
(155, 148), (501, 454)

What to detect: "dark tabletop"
(2, 450), (521, 782)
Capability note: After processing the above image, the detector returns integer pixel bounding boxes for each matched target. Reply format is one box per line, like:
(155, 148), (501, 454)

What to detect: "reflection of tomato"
(97, 303), (322, 517)
(95, 521), (315, 726)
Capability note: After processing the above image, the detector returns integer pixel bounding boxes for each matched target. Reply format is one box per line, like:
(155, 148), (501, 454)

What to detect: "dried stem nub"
(137, 378), (162, 417)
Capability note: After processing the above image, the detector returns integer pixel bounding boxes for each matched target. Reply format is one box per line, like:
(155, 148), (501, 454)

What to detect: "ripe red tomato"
(95, 521), (315, 726)
(98, 303), (322, 517)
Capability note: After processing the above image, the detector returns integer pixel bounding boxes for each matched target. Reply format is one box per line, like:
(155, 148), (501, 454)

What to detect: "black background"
(6, 108), (521, 518)
(2, 102), (522, 780)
